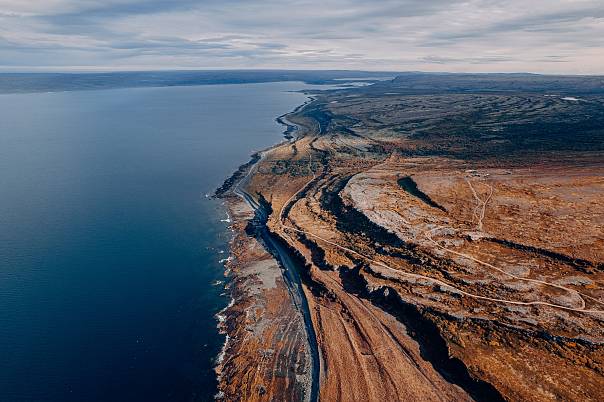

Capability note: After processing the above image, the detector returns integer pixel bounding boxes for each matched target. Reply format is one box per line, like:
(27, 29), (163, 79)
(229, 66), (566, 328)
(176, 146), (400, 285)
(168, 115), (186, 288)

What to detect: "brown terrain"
(215, 193), (313, 401)
(216, 74), (604, 401)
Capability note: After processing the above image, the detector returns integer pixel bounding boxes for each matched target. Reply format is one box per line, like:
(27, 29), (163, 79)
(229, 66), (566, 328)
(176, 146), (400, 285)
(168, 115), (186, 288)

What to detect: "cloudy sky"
(0, 0), (602, 73)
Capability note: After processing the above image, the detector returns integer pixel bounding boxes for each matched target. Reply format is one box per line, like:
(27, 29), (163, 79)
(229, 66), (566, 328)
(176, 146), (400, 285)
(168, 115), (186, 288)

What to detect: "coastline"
(275, 96), (314, 140)
(213, 96), (316, 401)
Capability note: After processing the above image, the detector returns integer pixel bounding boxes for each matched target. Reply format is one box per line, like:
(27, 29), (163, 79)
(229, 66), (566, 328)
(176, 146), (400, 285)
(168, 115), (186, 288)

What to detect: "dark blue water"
(0, 82), (312, 402)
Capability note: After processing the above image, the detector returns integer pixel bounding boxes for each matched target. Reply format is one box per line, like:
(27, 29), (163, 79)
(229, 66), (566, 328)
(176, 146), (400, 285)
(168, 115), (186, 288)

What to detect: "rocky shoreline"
(213, 101), (316, 402)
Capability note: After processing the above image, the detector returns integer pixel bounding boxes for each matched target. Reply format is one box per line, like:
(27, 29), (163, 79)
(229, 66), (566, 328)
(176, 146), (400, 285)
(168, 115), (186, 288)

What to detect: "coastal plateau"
(216, 73), (604, 402)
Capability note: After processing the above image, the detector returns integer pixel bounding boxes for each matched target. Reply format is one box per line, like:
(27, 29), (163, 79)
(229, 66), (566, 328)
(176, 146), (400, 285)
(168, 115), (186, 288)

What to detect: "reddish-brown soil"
(217, 82), (604, 401)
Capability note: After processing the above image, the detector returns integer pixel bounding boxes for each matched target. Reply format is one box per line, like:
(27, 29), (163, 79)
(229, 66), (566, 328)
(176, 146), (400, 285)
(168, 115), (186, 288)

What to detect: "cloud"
(0, 0), (602, 73)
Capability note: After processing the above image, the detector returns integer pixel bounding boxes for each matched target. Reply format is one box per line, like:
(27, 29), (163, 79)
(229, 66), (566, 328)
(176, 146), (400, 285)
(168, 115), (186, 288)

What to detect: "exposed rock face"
(215, 195), (312, 402)
(219, 75), (604, 401)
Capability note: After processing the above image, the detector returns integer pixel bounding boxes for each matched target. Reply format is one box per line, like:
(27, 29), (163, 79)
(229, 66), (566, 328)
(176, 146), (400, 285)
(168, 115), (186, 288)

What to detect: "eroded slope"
(222, 74), (604, 401)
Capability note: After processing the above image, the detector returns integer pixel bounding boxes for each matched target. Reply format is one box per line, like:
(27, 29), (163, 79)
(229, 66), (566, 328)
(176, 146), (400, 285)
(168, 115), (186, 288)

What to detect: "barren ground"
(217, 74), (604, 401)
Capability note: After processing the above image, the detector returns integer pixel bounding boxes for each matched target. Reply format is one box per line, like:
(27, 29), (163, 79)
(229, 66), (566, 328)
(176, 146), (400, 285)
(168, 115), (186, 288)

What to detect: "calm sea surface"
(0, 82), (313, 401)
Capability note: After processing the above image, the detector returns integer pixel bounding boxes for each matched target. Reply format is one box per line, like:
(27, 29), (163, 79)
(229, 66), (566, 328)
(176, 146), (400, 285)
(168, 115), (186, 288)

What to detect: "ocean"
(0, 81), (315, 401)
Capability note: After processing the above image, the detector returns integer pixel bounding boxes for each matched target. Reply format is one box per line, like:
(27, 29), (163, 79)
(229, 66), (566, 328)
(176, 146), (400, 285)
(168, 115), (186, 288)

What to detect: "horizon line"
(0, 68), (602, 77)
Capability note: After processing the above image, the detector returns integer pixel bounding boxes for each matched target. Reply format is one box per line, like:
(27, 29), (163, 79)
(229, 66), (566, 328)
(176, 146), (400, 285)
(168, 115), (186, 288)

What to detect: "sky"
(0, 0), (602, 74)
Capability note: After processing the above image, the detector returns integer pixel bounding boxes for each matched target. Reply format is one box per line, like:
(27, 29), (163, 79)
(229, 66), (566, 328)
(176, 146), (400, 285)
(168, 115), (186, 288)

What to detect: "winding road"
(233, 149), (321, 402)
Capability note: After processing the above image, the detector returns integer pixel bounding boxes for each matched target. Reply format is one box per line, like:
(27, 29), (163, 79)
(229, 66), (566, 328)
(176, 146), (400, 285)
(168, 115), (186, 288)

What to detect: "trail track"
(278, 146), (604, 315)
